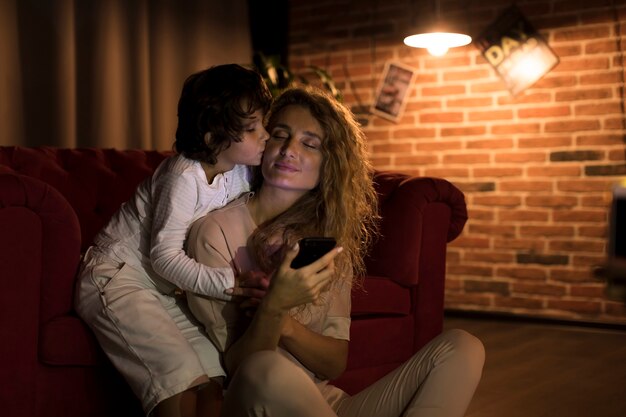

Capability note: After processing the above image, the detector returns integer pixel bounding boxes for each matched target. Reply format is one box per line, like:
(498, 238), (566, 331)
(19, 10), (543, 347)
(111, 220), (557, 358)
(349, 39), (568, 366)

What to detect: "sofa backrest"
(1, 147), (467, 285)
(0, 147), (170, 252)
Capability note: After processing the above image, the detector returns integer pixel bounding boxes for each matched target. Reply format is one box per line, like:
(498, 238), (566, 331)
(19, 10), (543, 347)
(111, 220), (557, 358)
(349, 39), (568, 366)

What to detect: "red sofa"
(0, 146), (467, 417)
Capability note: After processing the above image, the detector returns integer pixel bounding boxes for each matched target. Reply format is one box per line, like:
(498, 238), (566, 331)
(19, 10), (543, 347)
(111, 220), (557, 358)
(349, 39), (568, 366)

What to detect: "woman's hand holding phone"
(265, 240), (342, 311)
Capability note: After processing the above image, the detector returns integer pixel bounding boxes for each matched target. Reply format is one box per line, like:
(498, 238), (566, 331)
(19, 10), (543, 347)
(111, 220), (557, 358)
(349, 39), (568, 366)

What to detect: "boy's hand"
(226, 270), (270, 299)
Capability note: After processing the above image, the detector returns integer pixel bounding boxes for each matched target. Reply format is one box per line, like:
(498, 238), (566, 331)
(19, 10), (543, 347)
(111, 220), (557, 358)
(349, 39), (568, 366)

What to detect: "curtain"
(0, 0), (252, 150)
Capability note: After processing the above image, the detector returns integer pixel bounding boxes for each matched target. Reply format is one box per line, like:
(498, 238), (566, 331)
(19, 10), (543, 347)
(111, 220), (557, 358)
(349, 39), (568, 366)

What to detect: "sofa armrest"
(366, 172), (468, 287)
(0, 173), (82, 320)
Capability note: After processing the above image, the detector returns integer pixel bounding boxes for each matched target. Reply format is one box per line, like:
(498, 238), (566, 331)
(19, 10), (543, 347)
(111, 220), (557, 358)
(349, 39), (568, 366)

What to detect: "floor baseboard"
(444, 308), (626, 331)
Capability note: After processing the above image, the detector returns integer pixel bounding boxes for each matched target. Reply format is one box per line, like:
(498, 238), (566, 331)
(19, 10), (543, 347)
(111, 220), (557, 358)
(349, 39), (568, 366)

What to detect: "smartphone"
(290, 237), (337, 268)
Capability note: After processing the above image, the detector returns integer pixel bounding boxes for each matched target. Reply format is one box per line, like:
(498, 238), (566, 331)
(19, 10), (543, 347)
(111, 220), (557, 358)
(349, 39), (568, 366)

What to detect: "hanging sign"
(475, 5), (559, 96)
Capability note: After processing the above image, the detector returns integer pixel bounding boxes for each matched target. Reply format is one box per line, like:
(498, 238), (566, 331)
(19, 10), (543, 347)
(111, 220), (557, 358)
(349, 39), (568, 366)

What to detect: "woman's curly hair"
(174, 64), (272, 163)
(250, 86), (380, 284)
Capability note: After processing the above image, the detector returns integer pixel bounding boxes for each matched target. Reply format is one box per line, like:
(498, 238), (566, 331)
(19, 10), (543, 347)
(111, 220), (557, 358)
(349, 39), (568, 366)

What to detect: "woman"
(186, 86), (485, 417)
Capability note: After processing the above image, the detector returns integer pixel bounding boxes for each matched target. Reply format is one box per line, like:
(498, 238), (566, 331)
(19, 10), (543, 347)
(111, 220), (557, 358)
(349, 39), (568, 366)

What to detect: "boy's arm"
(148, 168), (236, 299)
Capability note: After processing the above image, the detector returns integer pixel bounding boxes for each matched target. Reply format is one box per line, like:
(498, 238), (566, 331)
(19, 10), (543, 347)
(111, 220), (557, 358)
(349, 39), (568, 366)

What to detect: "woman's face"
(262, 104), (324, 194)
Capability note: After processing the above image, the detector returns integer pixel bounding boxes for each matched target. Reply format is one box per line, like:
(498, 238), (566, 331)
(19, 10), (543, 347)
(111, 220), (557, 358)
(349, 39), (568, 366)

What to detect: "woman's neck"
(248, 186), (305, 225)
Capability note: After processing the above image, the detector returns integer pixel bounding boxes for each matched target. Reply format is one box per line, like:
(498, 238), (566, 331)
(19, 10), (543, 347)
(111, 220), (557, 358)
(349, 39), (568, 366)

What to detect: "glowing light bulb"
(404, 32), (471, 56)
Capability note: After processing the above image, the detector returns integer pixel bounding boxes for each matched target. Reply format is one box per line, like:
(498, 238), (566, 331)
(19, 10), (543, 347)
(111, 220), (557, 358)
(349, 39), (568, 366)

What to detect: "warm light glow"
(403, 32), (472, 56)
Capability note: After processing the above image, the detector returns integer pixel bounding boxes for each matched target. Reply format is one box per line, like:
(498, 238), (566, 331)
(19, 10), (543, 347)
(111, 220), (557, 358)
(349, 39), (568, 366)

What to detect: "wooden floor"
(443, 314), (626, 417)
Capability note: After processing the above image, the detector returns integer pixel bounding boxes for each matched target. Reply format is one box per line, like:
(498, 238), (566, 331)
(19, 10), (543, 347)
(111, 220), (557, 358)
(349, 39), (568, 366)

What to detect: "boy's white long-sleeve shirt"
(92, 154), (250, 299)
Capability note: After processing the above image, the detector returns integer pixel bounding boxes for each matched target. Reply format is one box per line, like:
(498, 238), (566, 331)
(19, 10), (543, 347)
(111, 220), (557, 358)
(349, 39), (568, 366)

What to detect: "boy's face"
(218, 109), (269, 167)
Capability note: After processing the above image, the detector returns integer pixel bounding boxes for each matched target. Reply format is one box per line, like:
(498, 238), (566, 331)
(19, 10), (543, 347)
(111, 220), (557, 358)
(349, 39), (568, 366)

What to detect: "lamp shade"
(403, 0), (472, 56)
(404, 31), (472, 56)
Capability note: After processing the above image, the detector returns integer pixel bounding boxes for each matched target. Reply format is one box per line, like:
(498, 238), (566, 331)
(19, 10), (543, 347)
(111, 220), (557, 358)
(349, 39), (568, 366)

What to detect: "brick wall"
(288, 0), (626, 324)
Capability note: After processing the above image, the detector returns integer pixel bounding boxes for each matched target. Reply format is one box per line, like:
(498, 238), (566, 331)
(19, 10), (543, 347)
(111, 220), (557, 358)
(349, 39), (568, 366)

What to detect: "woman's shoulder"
(189, 193), (254, 245)
(210, 193), (253, 220)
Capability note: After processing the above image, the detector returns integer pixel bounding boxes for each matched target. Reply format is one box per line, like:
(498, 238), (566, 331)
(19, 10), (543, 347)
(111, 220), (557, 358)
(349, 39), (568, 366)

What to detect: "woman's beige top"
(186, 194), (351, 383)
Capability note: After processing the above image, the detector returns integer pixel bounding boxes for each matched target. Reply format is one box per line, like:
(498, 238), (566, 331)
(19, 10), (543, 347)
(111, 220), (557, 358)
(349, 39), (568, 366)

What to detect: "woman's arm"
(224, 244), (342, 375)
(280, 316), (348, 380)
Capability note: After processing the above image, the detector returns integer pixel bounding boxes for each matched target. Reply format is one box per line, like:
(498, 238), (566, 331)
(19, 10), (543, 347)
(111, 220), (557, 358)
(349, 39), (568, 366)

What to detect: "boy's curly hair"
(174, 64), (273, 163)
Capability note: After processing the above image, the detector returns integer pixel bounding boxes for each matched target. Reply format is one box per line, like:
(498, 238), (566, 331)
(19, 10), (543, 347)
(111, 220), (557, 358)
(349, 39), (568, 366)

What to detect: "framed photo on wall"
(371, 61), (417, 122)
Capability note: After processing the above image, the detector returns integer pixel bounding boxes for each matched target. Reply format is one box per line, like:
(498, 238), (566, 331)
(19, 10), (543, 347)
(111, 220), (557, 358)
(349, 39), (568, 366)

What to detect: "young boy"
(75, 64), (272, 417)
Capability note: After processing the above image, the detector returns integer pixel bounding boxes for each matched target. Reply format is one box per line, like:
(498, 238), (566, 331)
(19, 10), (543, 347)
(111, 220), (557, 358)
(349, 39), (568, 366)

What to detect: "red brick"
(448, 264), (493, 277)
(549, 240), (605, 253)
(553, 210), (606, 222)
(421, 85), (466, 96)
(579, 72), (622, 86)
(520, 225), (575, 237)
(526, 195), (578, 208)
(464, 251), (516, 263)
(370, 143), (413, 154)
(604, 117), (626, 129)
(554, 26), (611, 41)
(519, 137), (573, 148)
(414, 140), (463, 151)
(468, 110), (514, 121)
(419, 112), (464, 123)
(404, 101), (442, 112)
(495, 152), (548, 163)
(467, 139), (513, 149)
(500, 181), (553, 192)
(609, 150), (626, 161)
(578, 226), (607, 238)
(498, 209), (549, 222)
(497, 266), (547, 280)
(492, 124), (541, 134)
(518, 106), (571, 118)
(469, 224), (516, 237)
(498, 92), (552, 105)
(494, 296), (544, 309)
(473, 195), (522, 207)
(466, 208), (495, 221)
(443, 69), (491, 81)
(572, 254), (606, 267)
(422, 168), (470, 178)
(557, 180), (614, 192)
(527, 165), (581, 176)
(392, 128), (436, 139)
(441, 126), (487, 137)
(570, 284), (606, 298)
(473, 167), (523, 177)
(555, 88), (613, 101)
(512, 282), (567, 296)
(395, 154), (438, 165)
(545, 120), (601, 133)
(577, 134), (625, 146)
(575, 102), (623, 115)
(451, 236), (491, 249)
(552, 57), (610, 72)
(443, 154), (490, 164)
(532, 75), (577, 89)
(493, 238), (546, 252)
(446, 97), (493, 108)
(551, 268), (596, 283)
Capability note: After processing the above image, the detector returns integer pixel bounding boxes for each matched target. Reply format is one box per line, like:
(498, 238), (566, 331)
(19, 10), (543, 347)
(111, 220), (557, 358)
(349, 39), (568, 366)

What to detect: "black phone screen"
(290, 237), (337, 268)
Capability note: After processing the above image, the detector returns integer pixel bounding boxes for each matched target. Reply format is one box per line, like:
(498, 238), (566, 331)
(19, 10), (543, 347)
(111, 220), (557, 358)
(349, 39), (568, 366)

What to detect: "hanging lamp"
(403, 0), (472, 56)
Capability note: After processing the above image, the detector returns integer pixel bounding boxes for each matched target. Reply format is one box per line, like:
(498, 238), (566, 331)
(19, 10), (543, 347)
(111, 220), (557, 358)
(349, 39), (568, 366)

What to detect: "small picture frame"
(371, 61), (417, 122)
